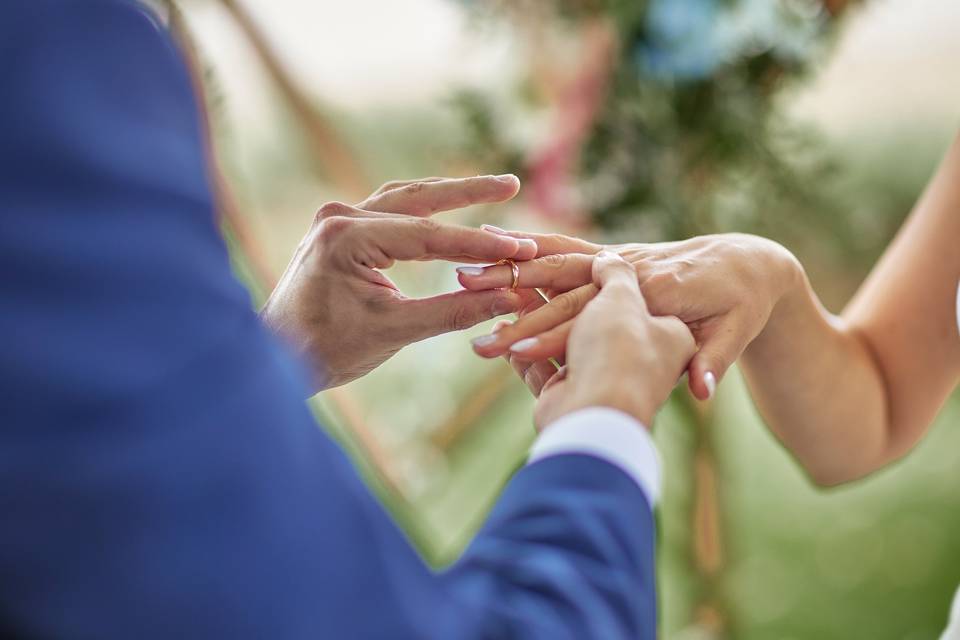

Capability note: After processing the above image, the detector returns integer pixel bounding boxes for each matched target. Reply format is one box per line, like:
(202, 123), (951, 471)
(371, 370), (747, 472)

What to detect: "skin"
(460, 233), (796, 402)
(500, 253), (697, 429)
(260, 176), (691, 432)
(260, 175), (540, 392)
(460, 134), (960, 485)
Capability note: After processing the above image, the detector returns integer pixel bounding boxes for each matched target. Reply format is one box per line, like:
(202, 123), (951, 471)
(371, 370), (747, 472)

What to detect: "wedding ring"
(497, 258), (520, 292)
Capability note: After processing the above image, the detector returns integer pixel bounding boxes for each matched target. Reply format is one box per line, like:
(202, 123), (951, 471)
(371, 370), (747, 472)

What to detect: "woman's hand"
(460, 231), (801, 400)
(498, 252), (697, 429)
(260, 176), (538, 393)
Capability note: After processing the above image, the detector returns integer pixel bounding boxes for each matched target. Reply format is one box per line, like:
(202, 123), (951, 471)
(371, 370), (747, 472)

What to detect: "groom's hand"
(260, 176), (537, 393)
(502, 252), (696, 429)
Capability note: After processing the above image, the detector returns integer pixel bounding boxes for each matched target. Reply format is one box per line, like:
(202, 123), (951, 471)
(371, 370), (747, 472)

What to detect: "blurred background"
(170, 1), (960, 637)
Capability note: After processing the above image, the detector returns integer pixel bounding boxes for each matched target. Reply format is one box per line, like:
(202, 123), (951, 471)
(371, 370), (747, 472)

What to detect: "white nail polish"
(481, 224), (507, 234)
(704, 372), (717, 399)
(510, 338), (539, 353)
(517, 239), (537, 251)
(471, 334), (497, 348)
(457, 266), (485, 277)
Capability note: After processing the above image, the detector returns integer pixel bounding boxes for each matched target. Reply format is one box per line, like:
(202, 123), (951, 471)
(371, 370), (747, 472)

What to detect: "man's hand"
(260, 176), (537, 393)
(501, 252), (696, 429)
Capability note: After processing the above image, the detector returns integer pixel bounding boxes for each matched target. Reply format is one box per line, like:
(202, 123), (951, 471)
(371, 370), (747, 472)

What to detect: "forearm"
(741, 266), (891, 485)
(743, 135), (960, 485)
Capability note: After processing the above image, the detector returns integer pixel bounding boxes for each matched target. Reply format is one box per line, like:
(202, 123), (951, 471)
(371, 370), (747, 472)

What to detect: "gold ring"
(497, 258), (520, 292)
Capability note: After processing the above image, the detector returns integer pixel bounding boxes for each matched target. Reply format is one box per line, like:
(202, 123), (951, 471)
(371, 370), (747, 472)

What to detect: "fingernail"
(457, 266), (485, 277)
(481, 224), (507, 234)
(492, 319), (513, 332)
(704, 372), (717, 399)
(597, 250), (617, 260)
(517, 238), (537, 252)
(491, 297), (517, 315)
(510, 338), (539, 353)
(496, 173), (519, 183)
(471, 334), (498, 348)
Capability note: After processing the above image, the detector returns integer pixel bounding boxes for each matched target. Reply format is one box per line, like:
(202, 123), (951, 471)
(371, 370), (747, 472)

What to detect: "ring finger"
(471, 283), (597, 358)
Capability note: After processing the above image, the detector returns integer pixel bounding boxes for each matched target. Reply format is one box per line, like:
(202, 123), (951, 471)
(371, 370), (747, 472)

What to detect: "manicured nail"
(481, 224), (507, 234)
(492, 319), (514, 332)
(496, 173), (519, 183)
(597, 250), (617, 260)
(471, 334), (498, 348)
(491, 297), (517, 315)
(510, 338), (540, 353)
(457, 266), (485, 277)
(704, 372), (717, 399)
(517, 238), (537, 252)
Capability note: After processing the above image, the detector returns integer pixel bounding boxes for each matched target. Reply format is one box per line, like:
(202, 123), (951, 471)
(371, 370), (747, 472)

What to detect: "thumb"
(592, 251), (641, 293)
(396, 289), (522, 343)
(687, 316), (755, 401)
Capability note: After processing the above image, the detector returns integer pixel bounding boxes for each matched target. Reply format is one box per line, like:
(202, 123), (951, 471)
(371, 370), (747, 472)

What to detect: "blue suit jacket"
(0, 2), (657, 637)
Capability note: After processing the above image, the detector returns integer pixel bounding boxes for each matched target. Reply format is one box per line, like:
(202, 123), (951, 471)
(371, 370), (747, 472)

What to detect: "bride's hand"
(459, 231), (801, 400)
(496, 253), (696, 429)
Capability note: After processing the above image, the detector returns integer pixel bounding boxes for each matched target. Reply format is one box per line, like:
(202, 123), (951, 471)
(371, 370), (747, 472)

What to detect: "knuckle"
(540, 253), (567, 269)
(316, 214), (355, 243)
(445, 304), (478, 331)
(414, 217), (442, 234)
(553, 292), (578, 315)
(315, 201), (352, 221)
(547, 233), (574, 249)
(378, 180), (405, 193)
(403, 181), (427, 196)
(644, 269), (681, 291)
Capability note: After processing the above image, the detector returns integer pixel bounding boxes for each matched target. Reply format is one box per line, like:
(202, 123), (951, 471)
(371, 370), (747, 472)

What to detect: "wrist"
(757, 238), (803, 304)
(747, 246), (809, 356)
(576, 388), (656, 428)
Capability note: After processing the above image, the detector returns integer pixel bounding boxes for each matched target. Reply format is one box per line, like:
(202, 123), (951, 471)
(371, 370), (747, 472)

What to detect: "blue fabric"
(0, 1), (657, 637)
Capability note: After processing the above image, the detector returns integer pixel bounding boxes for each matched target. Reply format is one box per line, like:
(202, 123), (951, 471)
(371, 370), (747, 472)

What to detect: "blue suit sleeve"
(0, 2), (656, 638)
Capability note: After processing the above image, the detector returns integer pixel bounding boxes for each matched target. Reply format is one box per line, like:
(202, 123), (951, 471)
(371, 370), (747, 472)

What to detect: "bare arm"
(457, 136), (960, 486)
(742, 135), (960, 484)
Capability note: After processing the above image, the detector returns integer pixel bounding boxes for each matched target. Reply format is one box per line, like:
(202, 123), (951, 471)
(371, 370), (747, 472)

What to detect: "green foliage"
(452, 0), (870, 268)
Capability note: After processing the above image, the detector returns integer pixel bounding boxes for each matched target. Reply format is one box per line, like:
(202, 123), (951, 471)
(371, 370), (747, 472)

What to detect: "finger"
(540, 365), (568, 394)
(592, 250), (641, 293)
(396, 289), (523, 343)
(494, 317), (554, 396)
(433, 229), (540, 262)
(357, 175), (520, 217)
(480, 225), (602, 257)
(504, 351), (559, 398)
(368, 177), (445, 198)
(470, 284), (596, 358)
(686, 315), (755, 401)
(508, 319), (574, 361)
(515, 288), (548, 317)
(354, 217), (537, 264)
(457, 252), (595, 293)
(320, 206), (538, 265)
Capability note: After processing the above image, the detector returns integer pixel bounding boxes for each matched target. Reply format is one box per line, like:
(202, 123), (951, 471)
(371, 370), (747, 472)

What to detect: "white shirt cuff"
(527, 407), (662, 507)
